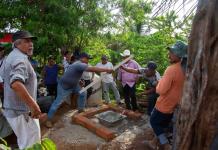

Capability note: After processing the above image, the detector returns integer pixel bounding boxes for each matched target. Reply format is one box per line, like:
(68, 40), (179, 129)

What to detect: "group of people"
(0, 30), (187, 150)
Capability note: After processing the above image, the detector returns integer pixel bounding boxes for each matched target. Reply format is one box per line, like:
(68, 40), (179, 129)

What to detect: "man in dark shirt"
(45, 53), (113, 127)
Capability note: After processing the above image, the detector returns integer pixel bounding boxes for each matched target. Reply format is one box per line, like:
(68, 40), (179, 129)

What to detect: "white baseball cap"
(120, 49), (130, 57)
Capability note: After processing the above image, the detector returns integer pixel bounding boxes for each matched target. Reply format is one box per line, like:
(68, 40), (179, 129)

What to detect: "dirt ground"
(41, 103), (157, 150)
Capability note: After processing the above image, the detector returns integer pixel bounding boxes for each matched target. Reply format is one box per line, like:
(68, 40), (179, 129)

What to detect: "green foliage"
(0, 0), (192, 72)
(0, 138), (10, 150)
(26, 138), (56, 150)
(118, 0), (152, 33)
(0, 137), (57, 150)
(107, 30), (175, 74)
(0, 138), (56, 150)
(0, 0), (111, 65)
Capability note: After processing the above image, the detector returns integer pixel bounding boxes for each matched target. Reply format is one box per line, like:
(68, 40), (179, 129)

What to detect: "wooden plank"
(79, 55), (133, 94)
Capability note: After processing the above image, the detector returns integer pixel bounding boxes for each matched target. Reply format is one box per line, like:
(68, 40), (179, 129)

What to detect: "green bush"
(0, 138), (56, 150)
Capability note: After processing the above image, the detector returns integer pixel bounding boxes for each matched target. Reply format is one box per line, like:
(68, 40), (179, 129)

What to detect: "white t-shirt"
(62, 57), (70, 72)
(96, 62), (114, 83)
(81, 64), (93, 80)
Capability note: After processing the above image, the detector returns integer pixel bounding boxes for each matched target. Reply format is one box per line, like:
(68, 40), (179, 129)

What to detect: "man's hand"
(79, 80), (85, 87)
(30, 102), (42, 119)
(120, 65), (124, 69)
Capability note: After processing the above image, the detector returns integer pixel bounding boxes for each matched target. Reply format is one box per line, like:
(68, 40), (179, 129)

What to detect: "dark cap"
(80, 52), (92, 59)
(12, 30), (37, 42)
(101, 55), (108, 60)
(147, 61), (157, 70)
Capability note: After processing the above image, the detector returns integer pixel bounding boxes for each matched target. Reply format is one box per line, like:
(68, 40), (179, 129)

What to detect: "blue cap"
(80, 52), (92, 59)
(147, 61), (157, 70)
(101, 55), (108, 60)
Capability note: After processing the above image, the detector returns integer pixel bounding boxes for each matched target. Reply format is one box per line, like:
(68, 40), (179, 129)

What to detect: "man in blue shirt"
(41, 55), (59, 97)
(45, 53), (113, 128)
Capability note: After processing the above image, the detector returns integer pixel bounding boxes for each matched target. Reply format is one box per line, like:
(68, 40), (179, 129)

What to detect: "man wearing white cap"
(118, 49), (140, 111)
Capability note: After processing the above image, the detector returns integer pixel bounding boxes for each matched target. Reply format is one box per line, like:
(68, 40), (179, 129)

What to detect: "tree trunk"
(173, 0), (218, 149)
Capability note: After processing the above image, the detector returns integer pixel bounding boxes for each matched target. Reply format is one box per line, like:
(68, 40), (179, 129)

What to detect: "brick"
(80, 108), (97, 117)
(95, 126), (116, 141)
(125, 111), (142, 119)
(133, 112), (143, 118)
(110, 106), (125, 113)
(85, 120), (101, 133)
(82, 105), (111, 117)
(125, 111), (135, 119)
(74, 115), (89, 127)
(72, 114), (79, 122)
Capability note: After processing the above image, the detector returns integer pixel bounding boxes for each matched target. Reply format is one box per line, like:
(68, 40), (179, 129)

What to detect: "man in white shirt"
(96, 55), (121, 104)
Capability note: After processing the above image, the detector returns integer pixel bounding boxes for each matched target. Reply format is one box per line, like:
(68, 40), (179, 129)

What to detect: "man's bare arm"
(11, 81), (42, 118)
(86, 66), (113, 73)
(120, 65), (139, 74)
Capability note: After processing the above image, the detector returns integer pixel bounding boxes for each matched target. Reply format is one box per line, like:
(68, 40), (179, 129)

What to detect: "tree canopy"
(0, 0), (193, 73)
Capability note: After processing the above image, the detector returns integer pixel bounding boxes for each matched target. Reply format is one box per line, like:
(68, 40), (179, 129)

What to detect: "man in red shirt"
(150, 41), (187, 150)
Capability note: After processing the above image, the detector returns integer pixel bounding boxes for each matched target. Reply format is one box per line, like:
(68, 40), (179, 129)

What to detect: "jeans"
(47, 82), (86, 119)
(147, 93), (159, 116)
(150, 108), (173, 135)
(123, 84), (138, 111)
(102, 82), (120, 103)
(150, 108), (173, 144)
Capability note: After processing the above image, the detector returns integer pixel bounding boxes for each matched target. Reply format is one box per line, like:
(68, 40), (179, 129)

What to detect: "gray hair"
(12, 39), (23, 49)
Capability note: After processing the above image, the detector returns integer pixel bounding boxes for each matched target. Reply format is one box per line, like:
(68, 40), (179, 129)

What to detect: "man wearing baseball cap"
(96, 55), (121, 105)
(81, 52), (95, 100)
(3, 30), (44, 149)
(45, 52), (113, 128)
(150, 41), (187, 149)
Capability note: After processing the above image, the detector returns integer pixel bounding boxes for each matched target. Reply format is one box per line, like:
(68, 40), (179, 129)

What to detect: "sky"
(108, 0), (198, 34)
(151, 0), (198, 19)
(142, 0), (198, 34)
